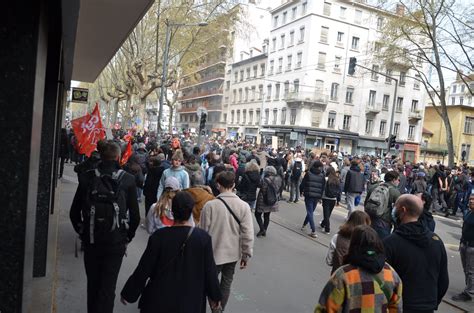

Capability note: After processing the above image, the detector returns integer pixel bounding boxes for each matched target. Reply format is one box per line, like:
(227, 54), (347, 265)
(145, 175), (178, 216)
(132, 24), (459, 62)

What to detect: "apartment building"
(259, 0), (427, 160)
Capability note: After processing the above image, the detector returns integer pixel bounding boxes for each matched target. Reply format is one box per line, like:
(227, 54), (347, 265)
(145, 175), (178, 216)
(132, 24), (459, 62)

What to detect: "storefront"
(357, 138), (388, 156)
(402, 143), (420, 163)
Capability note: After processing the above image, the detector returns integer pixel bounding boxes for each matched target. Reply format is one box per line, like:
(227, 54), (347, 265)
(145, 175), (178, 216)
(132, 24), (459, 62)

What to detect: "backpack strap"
(217, 197), (241, 226)
(372, 271), (392, 304)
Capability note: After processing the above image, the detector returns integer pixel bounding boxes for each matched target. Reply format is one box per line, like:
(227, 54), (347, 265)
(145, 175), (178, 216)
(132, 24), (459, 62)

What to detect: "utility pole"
(157, 20), (171, 135)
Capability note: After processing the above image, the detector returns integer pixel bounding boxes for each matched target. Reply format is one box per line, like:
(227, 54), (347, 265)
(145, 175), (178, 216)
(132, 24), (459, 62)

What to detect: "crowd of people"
(67, 129), (474, 313)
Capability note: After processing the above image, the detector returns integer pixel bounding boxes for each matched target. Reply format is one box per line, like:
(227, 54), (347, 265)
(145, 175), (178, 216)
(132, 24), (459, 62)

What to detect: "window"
(400, 71), (406, 86)
(251, 86), (256, 101)
(236, 110), (240, 124)
(292, 7), (297, 20)
(281, 108), (287, 125)
(282, 11), (287, 24)
(269, 60), (274, 75)
(280, 34), (285, 49)
(258, 85), (263, 100)
(249, 110), (253, 124)
(374, 42), (381, 53)
(355, 10), (362, 24)
(408, 125), (415, 140)
(244, 87), (249, 101)
(337, 31), (344, 43)
(226, 81), (230, 90)
(253, 65), (258, 78)
(452, 97), (455, 105)
(284, 81), (290, 98)
(260, 64), (265, 76)
(278, 58), (283, 73)
(323, 2), (331, 16)
(273, 16), (279, 28)
(371, 65), (379, 80)
(464, 117), (474, 134)
(345, 87), (354, 104)
(340, 6), (346, 18)
(461, 84), (466, 93)
(290, 108), (297, 125)
(343, 115), (351, 130)
(461, 144), (471, 160)
(318, 52), (326, 69)
(328, 111), (336, 128)
(365, 119), (374, 134)
(312, 110), (321, 127)
(299, 26), (305, 42)
(396, 97), (403, 112)
(246, 68), (251, 80)
(256, 109), (261, 125)
(368, 90), (376, 106)
(232, 89), (236, 103)
(302, 2), (307, 15)
(330, 83), (339, 101)
(351, 36), (360, 50)
(231, 111), (234, 124)
(320, 26), (329, 43)
(238, 88), (242, 102)
(334, 56), (341, 71)
(460, 97), (464, 105)
(294, 79), (300, 93)
(414, 74), (421, 89)
(234, 72), (238, 82)
(242, 109), (246, 124)
(411, 100), (418, 112)
(266, 84), (272, 100)
(271, 37), (276, 51)
(240, 70), (244, 81)
(315, 80), (324, 94)
(296, 52), (302, 68)
(289, 31), (295, 46)
(275, 83), (280, 99)
(394, 122), (400, 136)
(379, 120), (386, 136)
(377, 17), (384, 30)
(264, 109), (269, 124)
(383, 94), (390, 110)
(385, 69), (392, 84)
(452, 85), (457, 94)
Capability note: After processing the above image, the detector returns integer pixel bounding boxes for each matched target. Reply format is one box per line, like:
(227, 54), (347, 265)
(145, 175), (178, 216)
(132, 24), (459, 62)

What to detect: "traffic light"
(348, 57), (357, 75)
(199, 113), (207, 131)
(388, 134), (396, 148)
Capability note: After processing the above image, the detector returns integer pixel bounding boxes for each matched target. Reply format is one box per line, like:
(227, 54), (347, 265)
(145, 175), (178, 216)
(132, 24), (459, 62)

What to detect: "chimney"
(395, 4), (405, 16)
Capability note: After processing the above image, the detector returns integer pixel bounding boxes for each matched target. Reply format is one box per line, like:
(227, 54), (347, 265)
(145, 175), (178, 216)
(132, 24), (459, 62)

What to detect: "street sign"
(196, 106), (208, 118)
(71, 87), (89, 103)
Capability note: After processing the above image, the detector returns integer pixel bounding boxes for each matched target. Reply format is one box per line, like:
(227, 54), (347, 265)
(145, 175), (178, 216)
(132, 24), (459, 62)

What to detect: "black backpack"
(291, 161), (303, 181)
(263, 177), (278, 206)
(325, 181), (341, 198)
(82, 169), (129, 244)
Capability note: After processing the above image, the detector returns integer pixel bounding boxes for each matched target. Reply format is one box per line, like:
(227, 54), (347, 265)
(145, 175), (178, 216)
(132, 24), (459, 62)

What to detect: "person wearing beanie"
(156, 149), (190, 199)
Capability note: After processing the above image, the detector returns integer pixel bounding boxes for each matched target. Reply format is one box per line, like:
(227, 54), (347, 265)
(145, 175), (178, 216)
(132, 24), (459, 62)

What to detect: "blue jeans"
(303, 197), (319, 232)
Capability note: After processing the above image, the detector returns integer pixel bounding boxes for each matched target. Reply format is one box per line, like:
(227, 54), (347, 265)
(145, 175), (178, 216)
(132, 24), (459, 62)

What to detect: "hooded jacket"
(344, 165), (364, 193)
(236, 170), (261, 202)
(383, 221), (449, 311)
(185, 163), (205, 186)
(300, 167), (325, 198)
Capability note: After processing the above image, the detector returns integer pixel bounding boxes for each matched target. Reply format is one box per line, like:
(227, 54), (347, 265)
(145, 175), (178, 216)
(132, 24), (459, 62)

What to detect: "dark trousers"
(59, 156), (66, 178)
(83, 244), (126, 313)
(213, 261), (237, 312)
(255, 212), (270, 232)
(144, 196), (156, 217)
(321, 199), (336, 232)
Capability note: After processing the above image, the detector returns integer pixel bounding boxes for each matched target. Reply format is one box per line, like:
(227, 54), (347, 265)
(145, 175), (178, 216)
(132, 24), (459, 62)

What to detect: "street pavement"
(54, 164), (473, 312)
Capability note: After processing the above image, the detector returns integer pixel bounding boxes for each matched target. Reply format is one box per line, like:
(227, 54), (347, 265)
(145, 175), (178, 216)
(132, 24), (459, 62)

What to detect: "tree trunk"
(439, 102), (455, 167)
(123, 96), (132, 129)
(139, 96), (147, 131)
(111, 98), (119, 127)
(168, 104), (174, 133)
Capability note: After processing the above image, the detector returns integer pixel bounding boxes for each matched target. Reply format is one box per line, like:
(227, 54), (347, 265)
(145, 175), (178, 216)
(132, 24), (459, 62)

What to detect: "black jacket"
(344, 165), (364, 193)
(143, 165), (166, 200)
(300, 168), (325, 198)
(383, 222), (449, 311)
(70, 160), (140, 245)
(236, 170), (260, 202)
(121, 227), (222, 313)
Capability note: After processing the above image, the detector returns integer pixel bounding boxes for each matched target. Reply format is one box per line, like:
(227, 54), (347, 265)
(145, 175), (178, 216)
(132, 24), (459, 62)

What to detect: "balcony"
(180, 72), (225, 89)
(178, 88), (224, 101)
(285, 91), (328, 109)
(408, 110), (423, 122)
(366, 102), (381, 115)
(177, 102), (222, 113)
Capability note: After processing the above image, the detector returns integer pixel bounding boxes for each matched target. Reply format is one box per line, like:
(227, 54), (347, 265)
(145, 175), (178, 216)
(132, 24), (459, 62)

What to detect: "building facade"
(255, 0), (427, 160)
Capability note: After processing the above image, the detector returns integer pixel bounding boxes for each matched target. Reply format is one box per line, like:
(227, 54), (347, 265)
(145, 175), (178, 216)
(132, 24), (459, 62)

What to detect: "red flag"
(70, 103), (106, 157)
(120, 140), (132, 166)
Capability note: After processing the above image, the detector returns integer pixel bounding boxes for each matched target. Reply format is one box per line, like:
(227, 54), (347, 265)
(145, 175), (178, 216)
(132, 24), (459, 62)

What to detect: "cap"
(164, 176), (181, 191)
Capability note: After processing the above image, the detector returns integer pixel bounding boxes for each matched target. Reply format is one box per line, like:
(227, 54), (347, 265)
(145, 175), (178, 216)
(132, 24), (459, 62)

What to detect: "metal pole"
(387, 79), (398, 153)
(158, 21), (171, 135)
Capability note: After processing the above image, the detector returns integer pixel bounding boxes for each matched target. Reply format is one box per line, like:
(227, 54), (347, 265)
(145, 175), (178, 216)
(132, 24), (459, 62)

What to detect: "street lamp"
(156, 20), (208, 134)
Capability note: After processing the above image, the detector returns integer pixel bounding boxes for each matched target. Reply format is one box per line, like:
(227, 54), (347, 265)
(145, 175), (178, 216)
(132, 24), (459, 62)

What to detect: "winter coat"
(185, 163), (205, 186)
(384, 221), (449, 311)
(256, 173), (283, 213)
(236, 170), (260, 202)
(134, 149), (148, 174)
(326, 234), (351, 274)
(411, 179), (427, 194)
(156, 166), (190, 199)
(184, 186), (215, 224)
(365, 181), (401, 224)
(229, 154), (238, 171)
(124, 162), (145, 188)
(300, 167), (325, 199)
(344, 165), (364, 194)
(143, 165), (165, 201)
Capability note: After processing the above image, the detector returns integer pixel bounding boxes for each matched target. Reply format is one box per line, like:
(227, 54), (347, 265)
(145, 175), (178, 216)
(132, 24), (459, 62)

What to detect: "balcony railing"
(285, 91), (328, 107)
(366, 102), (382, 115)
(178, 88), (224, 101)
(408, 110), (422, 121)
(180, 72), (225, 89)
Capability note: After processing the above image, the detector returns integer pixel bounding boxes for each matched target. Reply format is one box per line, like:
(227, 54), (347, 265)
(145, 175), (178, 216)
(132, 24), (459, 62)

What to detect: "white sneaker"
(309, 232), (318, 238)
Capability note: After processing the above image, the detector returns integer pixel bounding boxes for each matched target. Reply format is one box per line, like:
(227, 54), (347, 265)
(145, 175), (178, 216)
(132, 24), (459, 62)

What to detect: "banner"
(120, 140), (132, 166)
(71, 103), (106, 157)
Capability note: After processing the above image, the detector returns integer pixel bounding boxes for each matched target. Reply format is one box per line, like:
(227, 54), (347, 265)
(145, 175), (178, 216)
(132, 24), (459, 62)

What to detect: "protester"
(300, 160), (325, 238)
(59, 128), (69, 178)
(199, 171), (254, 313)
(184, 154), (205, 186)
(384, 194), (449, 313)
(320, 166), (341, 234)
(288, 153), (304, 203)
(69, 140), (140, 313)
(451, 191), (474, 302)
(344, 159), (364, 218)
(255, 166), (283, 237)
(326, 211), (371, 274)
(156, 149), (190, 199)
(124, 155), (145, 202)
(418, 191), (436, 232)
(236, 161), (261, 210)
(121, 191), (222, 313)
(316, 225), (403, 313)
(142, 156), (164, 217)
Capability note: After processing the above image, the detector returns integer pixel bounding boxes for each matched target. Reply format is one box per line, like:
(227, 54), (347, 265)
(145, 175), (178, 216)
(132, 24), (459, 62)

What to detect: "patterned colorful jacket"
(315, 263), (403, 313)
